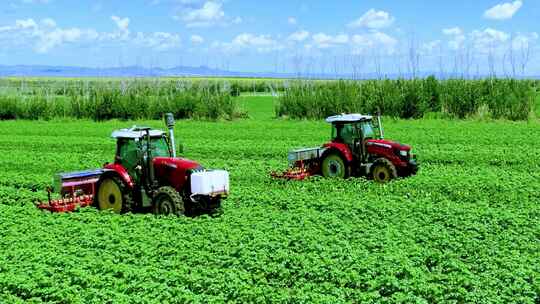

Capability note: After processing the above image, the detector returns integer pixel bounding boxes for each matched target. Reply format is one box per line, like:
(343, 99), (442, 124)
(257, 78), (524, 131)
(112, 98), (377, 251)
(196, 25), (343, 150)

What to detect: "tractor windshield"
(331, 123), (356, 144)
(143, 136), (171, 157)
(116, 136), (170, 176)
(331, 120), (381, 141)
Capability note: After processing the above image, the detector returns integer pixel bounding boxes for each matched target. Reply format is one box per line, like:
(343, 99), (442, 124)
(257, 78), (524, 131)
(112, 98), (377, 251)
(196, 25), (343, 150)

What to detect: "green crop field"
(0, 95), (539, 303)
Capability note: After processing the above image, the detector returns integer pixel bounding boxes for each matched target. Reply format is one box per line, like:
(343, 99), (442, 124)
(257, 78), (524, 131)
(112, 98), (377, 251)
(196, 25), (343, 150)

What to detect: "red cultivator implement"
(270, 163), (312, 180)
(271, 147), (324, 181)
(38, 195), (94, 212)
(37, 169), (102, 212)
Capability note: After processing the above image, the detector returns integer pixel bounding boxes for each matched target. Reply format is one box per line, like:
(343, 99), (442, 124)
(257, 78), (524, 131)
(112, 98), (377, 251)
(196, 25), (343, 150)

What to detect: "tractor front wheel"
(321, 153), (349, 178)
(371, 158), (397, 183)
(153, 186), (185, 216)
(95, 176), (134, 214)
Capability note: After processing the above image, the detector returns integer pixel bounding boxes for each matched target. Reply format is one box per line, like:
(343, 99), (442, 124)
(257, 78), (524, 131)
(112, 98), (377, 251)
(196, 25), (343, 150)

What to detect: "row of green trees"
(276, 77), (537, 121)
(0, 77), (537, 121)
(0, 78), (285, 97)
(0, 83), (239, 121)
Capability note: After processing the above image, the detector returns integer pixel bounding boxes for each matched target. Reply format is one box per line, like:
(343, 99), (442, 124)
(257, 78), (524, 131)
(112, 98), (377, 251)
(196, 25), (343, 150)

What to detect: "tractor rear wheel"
(371, 158), (397, 183)
(153, 186), (185, 216)
(322, 153), (349, 178)
(95, 176), (134, 214)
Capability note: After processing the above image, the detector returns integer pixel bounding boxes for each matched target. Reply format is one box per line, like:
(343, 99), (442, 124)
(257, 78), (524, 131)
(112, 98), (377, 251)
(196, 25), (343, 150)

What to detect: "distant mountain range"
(0, 65), (538, 79)
(0, 65), (274, 78)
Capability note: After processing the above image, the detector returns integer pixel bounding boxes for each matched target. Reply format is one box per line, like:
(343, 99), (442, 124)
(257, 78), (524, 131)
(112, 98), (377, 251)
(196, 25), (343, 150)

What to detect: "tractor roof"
(325, 113), (373, 123)
(111, 126), (165, 139)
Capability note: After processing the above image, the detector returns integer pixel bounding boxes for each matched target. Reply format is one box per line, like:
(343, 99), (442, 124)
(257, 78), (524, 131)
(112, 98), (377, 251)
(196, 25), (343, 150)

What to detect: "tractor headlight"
(399, 150), (408, 157)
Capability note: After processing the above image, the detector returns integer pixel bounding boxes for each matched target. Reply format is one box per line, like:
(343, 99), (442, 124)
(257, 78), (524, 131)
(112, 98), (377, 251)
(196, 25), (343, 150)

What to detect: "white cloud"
(110, 16), (130, 40)
(0, 16), (182, 53)
(442, 27), (463, 36)
(348, 9), (394, 29)
(37, 28), (84, 53)
(190, 34), (204, 44)
(351, 31), (397, 54)
(174, 1), (241, 27)
(0, 18), (86, 53)
(21, 0), (50, 3)
(470, 28), (509, 51)
(214, 33), (283, 53)
(152, 0), (203, 5)
(312, 33), (349, 48)
(421, 40), (441, 54)
(512, 34), (529, 50)
(372, 32), (396, 45)
(483, 1), (522, 20)
(41, 18), (56, 28)
(288, 30), (310, 42)
(506, 32), (538, 52)
(232, 33), (275, 47)
(133, 31), (181, 51)
(442, 27), (513, 52)
(15, 19), (38, 29)
(181, 1), (225, 27)
(448, 36), (466, 50)
(443, 27), (466, 50)
(288, 17), (297, 25)
(111, 16), (130, 32)
(0, 18), (36, 33)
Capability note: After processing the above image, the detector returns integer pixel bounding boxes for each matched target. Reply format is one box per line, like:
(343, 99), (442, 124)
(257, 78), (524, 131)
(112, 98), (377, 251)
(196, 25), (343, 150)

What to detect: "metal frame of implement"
(271, 147), (326, 180)
(37, 170), (102, 212)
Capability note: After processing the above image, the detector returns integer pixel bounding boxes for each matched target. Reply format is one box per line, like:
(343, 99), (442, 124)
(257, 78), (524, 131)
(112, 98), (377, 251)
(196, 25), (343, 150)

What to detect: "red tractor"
(273, 113), (418, 183)
(38, 113), (229, 215)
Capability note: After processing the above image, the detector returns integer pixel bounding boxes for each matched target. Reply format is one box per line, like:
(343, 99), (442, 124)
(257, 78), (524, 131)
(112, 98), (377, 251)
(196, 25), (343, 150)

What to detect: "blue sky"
(1, 0), (539, 76)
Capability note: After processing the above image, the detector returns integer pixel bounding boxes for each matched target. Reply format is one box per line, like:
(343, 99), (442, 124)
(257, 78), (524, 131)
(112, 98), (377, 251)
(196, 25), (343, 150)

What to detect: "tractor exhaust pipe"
(165, 113), (176, 157)
(377, 108), (384, 139)
(144, 128), (156, 188)
(377, 115), (384, 139)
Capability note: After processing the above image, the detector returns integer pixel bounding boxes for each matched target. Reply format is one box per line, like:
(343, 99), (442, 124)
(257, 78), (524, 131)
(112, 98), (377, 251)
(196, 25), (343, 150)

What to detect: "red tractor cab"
(273, 113), (418, 183)
(38, 113), (229, 215)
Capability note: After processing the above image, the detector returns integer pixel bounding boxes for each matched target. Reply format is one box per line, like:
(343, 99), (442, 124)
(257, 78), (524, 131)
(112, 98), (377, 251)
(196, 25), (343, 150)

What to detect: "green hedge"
(0, 81), (239, 121)
(276, 77), (537, 121)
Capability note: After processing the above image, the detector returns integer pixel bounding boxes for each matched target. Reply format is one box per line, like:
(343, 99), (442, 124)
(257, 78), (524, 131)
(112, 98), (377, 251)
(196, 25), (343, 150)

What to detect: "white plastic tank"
(190, 170), (229, 196)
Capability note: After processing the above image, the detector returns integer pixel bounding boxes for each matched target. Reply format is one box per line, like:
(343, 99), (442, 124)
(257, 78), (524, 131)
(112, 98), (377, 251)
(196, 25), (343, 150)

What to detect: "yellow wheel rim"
(97, 179), (123, 213)
(374, 165), (391, 183)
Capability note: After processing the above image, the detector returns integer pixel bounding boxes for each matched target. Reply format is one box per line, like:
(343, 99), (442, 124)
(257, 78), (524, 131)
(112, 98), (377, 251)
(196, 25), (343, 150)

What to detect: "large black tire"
(321, 153), (349, 178)
(371, 158), (398, 183)
(95, 175), (134, 214)
(152, 186), (185, 216)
